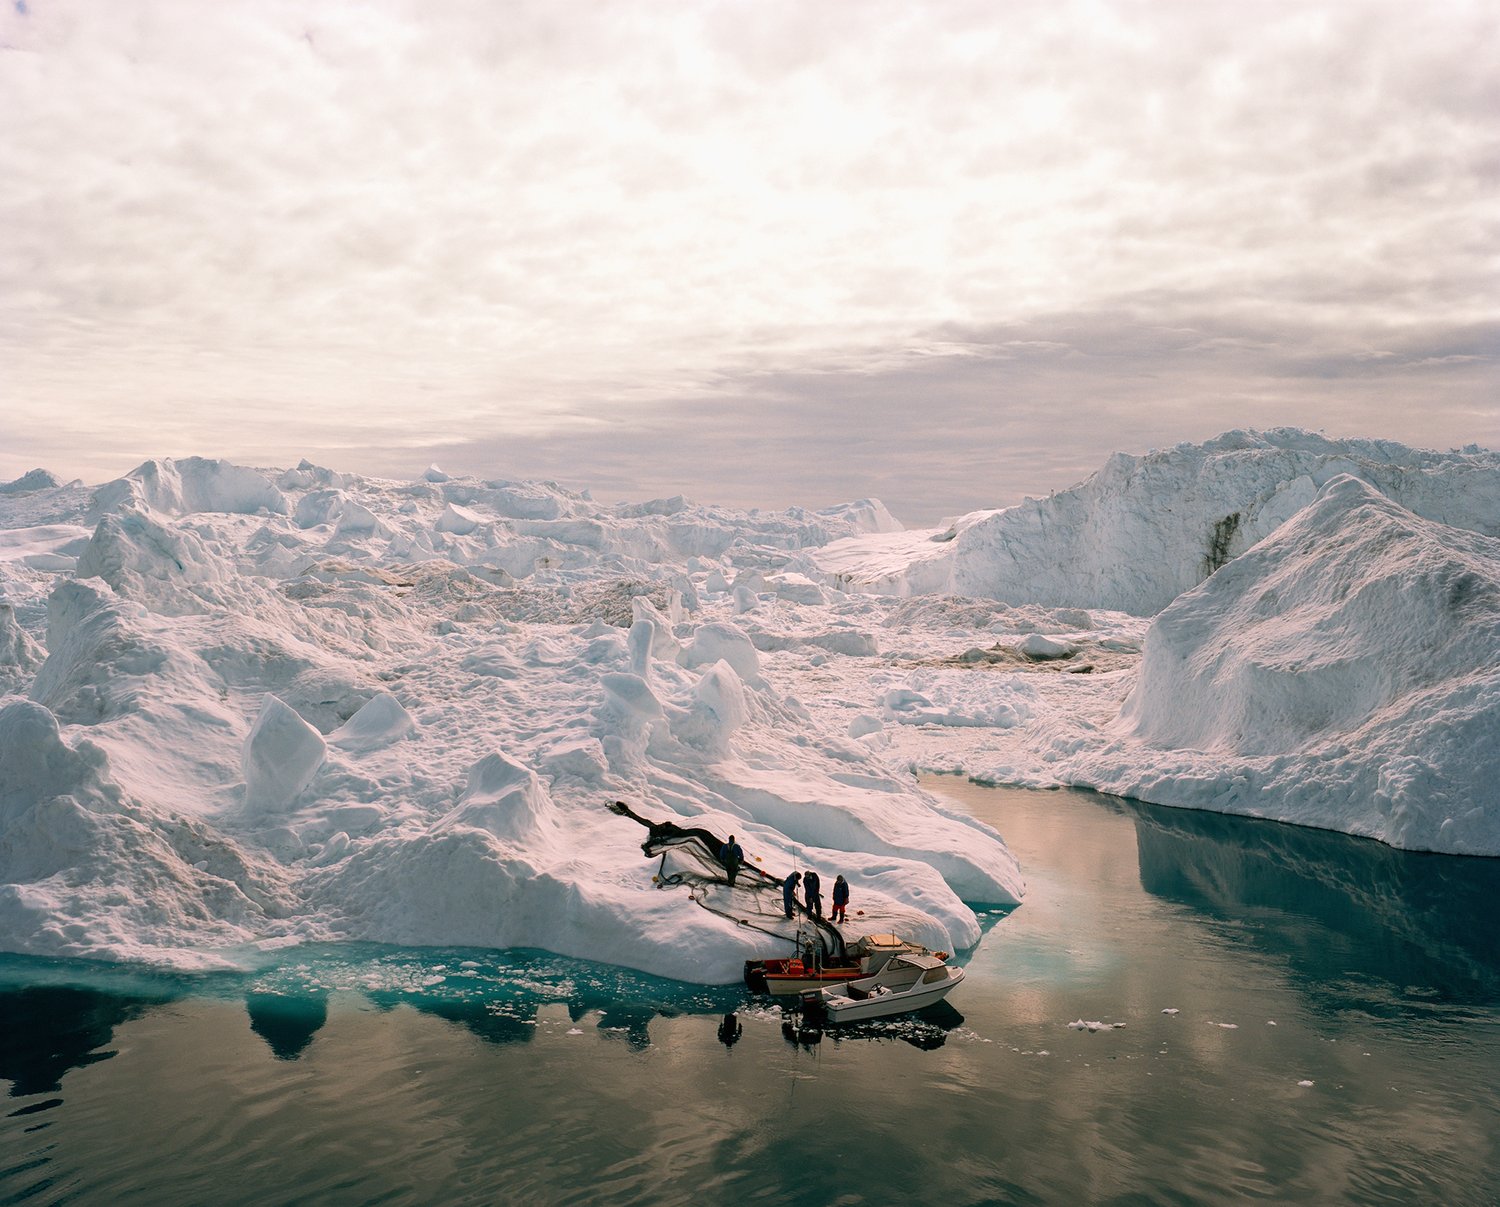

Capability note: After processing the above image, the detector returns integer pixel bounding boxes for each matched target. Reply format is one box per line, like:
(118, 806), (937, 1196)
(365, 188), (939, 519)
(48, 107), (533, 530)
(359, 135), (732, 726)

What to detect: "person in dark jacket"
(803, 869), (823, 917)
(719, 835), (744, 886)
(782, 870), (802, 918)
(831, 874), (849, 923)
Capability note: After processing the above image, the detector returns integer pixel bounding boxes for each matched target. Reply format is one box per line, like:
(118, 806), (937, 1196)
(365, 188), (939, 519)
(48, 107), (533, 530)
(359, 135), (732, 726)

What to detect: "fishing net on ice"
(606, 800), (848, 964)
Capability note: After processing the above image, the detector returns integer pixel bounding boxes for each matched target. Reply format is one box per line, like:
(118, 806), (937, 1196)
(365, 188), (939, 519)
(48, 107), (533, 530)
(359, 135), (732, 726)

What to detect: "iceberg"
(0, 454), (1023, 977)
(1, 430), (1494, 979)
(1066, 476), (1500, 853)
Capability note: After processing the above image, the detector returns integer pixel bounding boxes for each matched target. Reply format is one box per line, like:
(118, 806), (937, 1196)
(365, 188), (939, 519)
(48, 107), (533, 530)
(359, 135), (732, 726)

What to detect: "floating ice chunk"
(883, 687), (934, 712)
(631, 597), (682, 659)
(461, 646), (525, 679)
(616, 494), (688, 518)
(334, 500), (389, 537)
(600, 672), (663, 723)
(1067, 1019), (1124, 1032)
(766, 572), (827, 605)
(436, 751), (557, 845)
(0, 698), (294, 964)
(804, 629), (878, 656)
(243, 695), (327, 812)
(75, 507), (231, 616)
(91, 457), (288, 519)
(1161, 1007), (1180, 1015)
(627, 618), (656, 677)
(1297, 1079), (1314, 1087)
(816, 498), (903, 534)
(670, 660), (748, 755)
(681, 622), (761, 683)
(329, 693), (415, 753)
(0, 602), (44, 674)
(540, 737), (608, 783)
(0, 468), (62, 495)
(294, 489), (345, 528)
(435, 503), (483, 535)
(325, 804), (383, 833)
(0, 700), (95, 810)
(277, 459), (345, 491)
(1017, 633), (1075, 660)
(313, 831), (352, 865)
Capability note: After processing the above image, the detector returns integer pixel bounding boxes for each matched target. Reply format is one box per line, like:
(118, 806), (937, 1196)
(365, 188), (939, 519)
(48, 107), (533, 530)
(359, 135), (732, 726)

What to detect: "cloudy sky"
(2, 0), (1495, 521)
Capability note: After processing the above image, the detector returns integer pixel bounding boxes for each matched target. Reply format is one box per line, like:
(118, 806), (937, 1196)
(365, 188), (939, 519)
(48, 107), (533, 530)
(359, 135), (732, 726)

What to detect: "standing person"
(782, 870), (802, 919)
(831, 874), (849, 923)
(803, 868), (823, 917)
(719, 834), (744, 886)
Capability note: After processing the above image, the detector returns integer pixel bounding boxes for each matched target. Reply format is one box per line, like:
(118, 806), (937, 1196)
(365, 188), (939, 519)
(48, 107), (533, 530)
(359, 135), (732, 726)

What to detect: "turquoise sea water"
(3, 779), (1499, 1206)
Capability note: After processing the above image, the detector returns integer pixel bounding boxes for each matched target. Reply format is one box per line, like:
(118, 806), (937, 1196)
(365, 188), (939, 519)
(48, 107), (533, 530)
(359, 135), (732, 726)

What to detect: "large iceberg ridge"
(0, 430), (1496, 976)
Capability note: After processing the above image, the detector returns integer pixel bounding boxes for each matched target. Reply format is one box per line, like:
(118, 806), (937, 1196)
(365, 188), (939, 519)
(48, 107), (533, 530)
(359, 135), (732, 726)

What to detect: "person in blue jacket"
(719, 834), (744, 886)
(803, 869), (823, 917)
(831, 874), (850, 923)
(782, 870), (802, 918)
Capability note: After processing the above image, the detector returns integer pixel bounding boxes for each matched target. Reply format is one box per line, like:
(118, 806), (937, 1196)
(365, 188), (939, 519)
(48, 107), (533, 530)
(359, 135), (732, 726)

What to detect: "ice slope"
(0, 457), (1021, 978)
(1056, 476), (1500, 853)
(812, 429), (1500, 615)
(797, 472), (1500, 857)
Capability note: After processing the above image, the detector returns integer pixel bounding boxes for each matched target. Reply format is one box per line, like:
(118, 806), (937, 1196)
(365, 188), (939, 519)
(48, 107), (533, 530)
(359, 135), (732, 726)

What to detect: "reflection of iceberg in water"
(246, 991), (329, 1060)
(0, 945), (750, 1073)
(339, 947), (743, 1049)
(1129, 801), (1500, 1008)
(365, 993), (541, 1047)
(0, 985), (155, 1096)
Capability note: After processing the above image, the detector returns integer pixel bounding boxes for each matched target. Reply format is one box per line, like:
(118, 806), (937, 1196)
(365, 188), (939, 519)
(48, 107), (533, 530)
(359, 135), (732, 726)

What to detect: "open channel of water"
(3, 778), (1498, 1205)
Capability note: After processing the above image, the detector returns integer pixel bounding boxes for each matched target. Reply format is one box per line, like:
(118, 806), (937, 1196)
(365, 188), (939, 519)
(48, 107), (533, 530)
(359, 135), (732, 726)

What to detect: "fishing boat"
(744, 933), (947, 996)
(798, 952), (964, 1023)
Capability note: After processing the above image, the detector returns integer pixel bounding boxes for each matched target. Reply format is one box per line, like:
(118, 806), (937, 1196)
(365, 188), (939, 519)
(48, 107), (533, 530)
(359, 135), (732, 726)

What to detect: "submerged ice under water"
(3, 782), (1498, 1206)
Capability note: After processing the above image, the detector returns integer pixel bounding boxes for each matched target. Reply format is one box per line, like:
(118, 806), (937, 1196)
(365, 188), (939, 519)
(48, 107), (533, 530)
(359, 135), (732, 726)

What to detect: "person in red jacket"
(831, 874), (850, 923)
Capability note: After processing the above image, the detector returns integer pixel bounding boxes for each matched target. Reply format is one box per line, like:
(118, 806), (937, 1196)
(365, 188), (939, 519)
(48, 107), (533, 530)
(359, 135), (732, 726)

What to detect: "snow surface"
(801, 433), (1500, 856)
(0, 456), (1021, 977)
(2, 431), (1496, 978)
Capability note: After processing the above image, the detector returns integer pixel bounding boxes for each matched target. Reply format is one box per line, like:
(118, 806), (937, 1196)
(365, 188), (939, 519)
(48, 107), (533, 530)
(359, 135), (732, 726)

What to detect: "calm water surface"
(3, 780), (1499, 1205)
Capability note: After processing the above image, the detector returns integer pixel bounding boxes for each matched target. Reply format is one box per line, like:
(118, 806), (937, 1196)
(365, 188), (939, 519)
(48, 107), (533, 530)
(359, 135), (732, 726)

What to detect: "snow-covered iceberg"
(1, 430), (1494, 979)
(0, 456), (1022, 978)
(814, 428), (1500, 615)
(1061, 475), (1500, 853)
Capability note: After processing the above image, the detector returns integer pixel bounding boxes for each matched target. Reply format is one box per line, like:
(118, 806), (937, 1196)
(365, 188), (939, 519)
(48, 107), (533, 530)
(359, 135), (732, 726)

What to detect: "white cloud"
(1, 0), (1495, 511)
